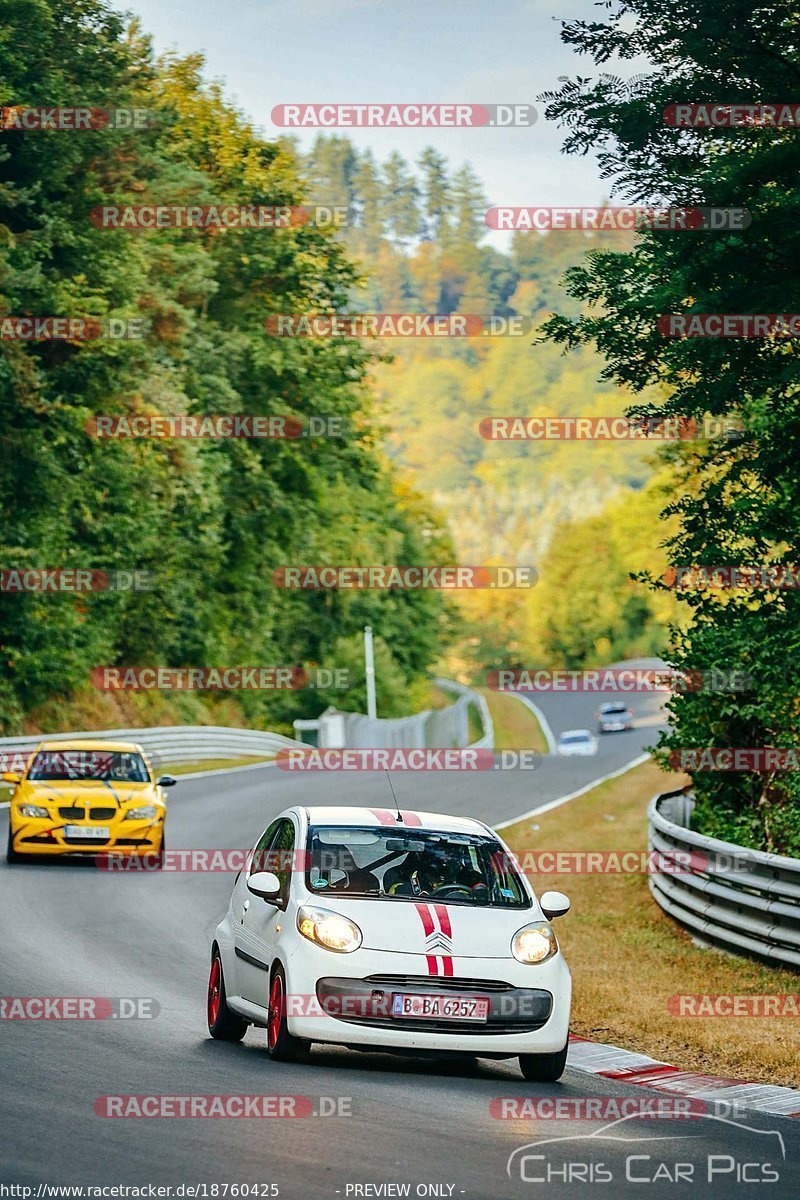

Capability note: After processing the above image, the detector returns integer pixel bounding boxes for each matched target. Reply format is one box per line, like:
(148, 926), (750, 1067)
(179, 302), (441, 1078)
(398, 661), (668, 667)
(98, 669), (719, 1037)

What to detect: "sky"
(122, 0), (632, 247)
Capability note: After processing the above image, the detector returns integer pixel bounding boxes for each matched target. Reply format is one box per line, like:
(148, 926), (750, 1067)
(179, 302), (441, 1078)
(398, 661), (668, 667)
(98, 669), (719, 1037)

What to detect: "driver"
(413, 846), (463, 896)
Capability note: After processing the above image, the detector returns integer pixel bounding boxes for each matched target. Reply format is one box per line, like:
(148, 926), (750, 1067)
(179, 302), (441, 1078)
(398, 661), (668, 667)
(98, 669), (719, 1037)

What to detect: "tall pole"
(364, 625), (377, 719)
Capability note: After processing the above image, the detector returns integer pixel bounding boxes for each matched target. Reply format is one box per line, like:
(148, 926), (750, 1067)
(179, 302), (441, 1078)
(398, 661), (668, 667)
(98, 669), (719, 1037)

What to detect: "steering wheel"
(428, 883), (473, 899)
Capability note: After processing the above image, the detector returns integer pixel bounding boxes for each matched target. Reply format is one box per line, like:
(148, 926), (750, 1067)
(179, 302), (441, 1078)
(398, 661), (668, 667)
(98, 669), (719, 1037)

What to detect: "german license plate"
(391, 993), (490, 1021)
(64, 825), (110, 839)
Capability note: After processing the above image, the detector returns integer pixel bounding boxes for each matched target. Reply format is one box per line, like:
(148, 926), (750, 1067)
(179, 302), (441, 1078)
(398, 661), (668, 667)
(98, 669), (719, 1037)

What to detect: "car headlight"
(297, 906), (362, 953)
(124, 805), (159, 820)
(17, 803), (50, 818)
(511, 922), (558, 964)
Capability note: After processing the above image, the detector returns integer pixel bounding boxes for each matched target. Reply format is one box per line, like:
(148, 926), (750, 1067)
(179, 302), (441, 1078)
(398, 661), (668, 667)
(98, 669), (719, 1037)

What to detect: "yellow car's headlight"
(17, 803), (49, 818)
(511, 922), (558, 964)
(297, 906), (362, 953)
(124, 805), (159, 820)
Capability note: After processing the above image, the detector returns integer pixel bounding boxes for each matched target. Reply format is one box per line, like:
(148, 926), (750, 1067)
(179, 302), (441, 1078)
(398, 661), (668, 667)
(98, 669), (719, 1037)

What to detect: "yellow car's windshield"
(27, 750), (150, 783)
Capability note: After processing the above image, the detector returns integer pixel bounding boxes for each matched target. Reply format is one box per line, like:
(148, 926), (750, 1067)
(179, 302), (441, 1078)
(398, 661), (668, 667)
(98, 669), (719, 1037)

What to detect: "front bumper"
(285, 945), (571, 1054)
(9, 815), (164, 857)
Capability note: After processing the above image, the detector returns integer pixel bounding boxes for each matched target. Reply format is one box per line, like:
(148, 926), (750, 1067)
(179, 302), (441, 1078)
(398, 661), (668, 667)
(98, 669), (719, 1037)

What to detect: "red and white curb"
(568, 1034), (800, 1119)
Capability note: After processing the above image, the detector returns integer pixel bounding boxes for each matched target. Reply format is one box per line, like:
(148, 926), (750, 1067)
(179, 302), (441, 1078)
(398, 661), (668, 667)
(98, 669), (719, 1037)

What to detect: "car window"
(250, 818), (282, 876)
(270, 818), (296, 905)
(26, 749), (150, 782)
(306, 826), (530, 907)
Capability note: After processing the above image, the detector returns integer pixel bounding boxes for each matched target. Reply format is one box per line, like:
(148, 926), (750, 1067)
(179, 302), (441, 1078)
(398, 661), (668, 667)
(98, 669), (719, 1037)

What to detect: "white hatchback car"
(556, 729), (599, 756)
(208, 806), (572, 1081)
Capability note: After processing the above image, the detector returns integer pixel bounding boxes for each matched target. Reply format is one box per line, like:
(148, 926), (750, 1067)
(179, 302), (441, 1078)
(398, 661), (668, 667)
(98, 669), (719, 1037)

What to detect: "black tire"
(6, 824), (22, 864)
(207, 951), (248, 1041)
(266, 963), (310, 1062)
(519, 1042), (568, 1082)
(153, 828), (166, 871)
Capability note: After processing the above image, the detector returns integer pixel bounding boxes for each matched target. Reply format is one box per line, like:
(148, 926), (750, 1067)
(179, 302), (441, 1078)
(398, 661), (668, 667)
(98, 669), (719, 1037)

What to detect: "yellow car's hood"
(18, 779), (158, 808)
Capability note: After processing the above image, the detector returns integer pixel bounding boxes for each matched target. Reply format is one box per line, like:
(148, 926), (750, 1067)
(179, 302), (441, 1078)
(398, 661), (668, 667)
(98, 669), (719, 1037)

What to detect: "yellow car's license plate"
(63, 825), (111, 839)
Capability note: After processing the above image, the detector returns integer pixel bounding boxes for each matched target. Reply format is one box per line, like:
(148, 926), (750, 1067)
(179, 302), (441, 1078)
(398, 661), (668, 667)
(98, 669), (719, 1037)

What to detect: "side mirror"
(2, 772), (21, 785)
(247, 871), (282, 902)
(156, 775), (177, 787)
(540, 890), (571, 920)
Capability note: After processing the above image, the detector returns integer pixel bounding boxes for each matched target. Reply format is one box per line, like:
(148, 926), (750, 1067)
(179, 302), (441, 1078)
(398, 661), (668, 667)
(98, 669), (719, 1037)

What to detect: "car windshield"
(602, 705), (627, 714)
(560, 734), (589, 745)
(27, 750), (151, 783)
(306, 826), (530, 907)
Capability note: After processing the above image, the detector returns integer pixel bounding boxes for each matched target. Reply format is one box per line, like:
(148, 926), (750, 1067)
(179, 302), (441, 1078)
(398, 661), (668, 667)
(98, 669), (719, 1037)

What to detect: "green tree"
(382, 151), (421, 249)
(417, 146), (451, 242)
(0, 0), (452, 733)
(540, 0), (800, 852)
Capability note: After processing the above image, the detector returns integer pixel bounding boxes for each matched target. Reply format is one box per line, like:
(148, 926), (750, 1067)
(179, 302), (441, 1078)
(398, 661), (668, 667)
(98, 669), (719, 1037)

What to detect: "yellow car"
(4, 739), (173, 864)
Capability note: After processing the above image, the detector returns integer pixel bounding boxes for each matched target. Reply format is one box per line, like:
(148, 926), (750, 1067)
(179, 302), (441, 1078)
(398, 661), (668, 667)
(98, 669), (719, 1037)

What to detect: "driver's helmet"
(418, 845), (454, 892)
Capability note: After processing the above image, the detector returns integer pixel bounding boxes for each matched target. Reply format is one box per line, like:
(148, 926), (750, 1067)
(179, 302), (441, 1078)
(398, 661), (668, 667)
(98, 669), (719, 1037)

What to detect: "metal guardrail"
(0, 725), (305, 774)
(306, 679), (494, 751)
(433, 678), (494, 749)
(648, 787), (800, 969)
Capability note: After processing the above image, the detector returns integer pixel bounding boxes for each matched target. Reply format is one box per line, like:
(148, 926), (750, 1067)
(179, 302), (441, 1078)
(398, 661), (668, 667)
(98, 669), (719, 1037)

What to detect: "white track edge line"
(493, 753), (650, 830)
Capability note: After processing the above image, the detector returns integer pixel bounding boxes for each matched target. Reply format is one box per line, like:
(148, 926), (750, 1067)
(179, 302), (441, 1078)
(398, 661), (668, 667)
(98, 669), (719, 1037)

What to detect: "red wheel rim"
(208, 956), (222, 1028)
(268, 973), (283, 1050)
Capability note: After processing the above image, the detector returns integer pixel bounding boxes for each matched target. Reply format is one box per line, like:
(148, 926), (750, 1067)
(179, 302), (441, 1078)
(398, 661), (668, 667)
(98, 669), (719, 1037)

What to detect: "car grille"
(58, 806), (116, 821)
(365, 974), (512, 992)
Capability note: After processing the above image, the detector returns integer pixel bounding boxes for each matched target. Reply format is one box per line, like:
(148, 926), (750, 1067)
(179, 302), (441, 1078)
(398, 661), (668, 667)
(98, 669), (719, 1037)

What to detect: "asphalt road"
(2, 673), (798, 1198)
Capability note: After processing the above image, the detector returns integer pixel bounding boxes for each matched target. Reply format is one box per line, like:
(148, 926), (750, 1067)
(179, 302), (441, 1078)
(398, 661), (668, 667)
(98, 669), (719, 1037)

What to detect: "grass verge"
(478, 687), (548, 754)
(164, 756), (274, 775)
(501, 758), (800, 1088)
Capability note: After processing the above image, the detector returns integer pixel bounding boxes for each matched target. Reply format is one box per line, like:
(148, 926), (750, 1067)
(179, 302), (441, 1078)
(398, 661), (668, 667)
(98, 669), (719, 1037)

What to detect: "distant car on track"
(595, 702), (634, 734)
(208, 805), (572, 1082)
(556, 729), (598, 756)
(4, 739), (174, 864)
